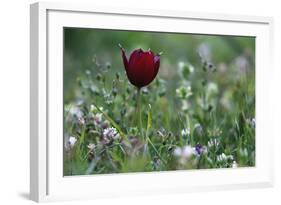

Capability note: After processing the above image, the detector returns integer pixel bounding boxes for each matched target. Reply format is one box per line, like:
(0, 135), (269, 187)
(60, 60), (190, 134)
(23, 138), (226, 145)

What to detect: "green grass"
(63, 28), (255, 176)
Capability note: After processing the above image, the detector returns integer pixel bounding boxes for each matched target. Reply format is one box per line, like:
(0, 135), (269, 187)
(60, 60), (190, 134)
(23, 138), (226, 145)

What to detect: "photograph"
(63, 28), (255, 176)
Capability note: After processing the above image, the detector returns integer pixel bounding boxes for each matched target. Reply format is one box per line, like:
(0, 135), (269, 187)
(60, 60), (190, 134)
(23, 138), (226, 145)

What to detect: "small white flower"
(178, 61), (194, 77)
(90, 104), (103, 112)
(182, 146), (196, 158)
(173, 145), (196, 165)
(103, 127), (120, 140)
(206, 82), (219, 96)
(90, 104), (97, 112)
(68, 136), (77, 148)
(252, 118), (255, 125)
(93, 113), (103, 126)
(232, 161), (238, 168)
(69, 107), (83, 119)
(181, 128), (190, 137)
(173, 147), (182, 157)
(217, 153), (234, 162)
(77, 117), (85, 126)
(217, 153), (227, 162)
(181, 100), (190, 111)
(178, 61), (185, 69)
(66, 106), (83, 124)
(208, 138), (220, 148)
(246, 118), (255, 128)
(176, 85), (193, 99)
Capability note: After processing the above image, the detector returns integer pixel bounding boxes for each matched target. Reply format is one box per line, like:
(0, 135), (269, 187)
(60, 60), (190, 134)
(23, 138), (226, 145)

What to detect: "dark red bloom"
(120, 47), (160, 88)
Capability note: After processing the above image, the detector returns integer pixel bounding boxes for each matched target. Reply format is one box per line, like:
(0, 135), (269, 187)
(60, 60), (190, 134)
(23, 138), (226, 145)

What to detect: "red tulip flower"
(120, 46), (160, 88)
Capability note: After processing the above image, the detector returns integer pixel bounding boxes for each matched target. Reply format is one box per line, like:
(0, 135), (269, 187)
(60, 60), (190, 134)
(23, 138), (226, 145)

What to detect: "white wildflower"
(90, 104), (97, 112)
(65, 136), (77, 150)
(182, 146), (196, 158)
(93, 113), (103, 126)
(176, 85), (193, 99)
(178, 61), (185, 70)
(217, 153), (227, 162)
(69, 107), (83, 119)
(178, 61), (194, 78)
(217, 153), (234, 162)
(173, 147), (182, 157)
(181, 128), (190, 137)
(246, 118), (255, 128)
(208, 138), (220, 148)
(103, 127), (120, 140)
(206, 82), (219, 96)
(181, 100), (190, 111)
(66, 106), (83, 123)
(69, 136), (77, 147)
(232, 161), (238, 168)
(251, 118), (256, 127)
(77, 117), (85, 126)
(90, 104), (103, 113)
(173, 145), (196, 165)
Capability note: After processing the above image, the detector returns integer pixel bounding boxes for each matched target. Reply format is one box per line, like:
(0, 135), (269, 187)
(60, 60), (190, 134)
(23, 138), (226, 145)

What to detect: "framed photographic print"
(30, 2), (274, 202)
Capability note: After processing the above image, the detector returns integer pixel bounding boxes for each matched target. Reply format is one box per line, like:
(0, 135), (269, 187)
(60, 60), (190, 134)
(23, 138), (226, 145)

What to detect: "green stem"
(136, 88), (144, 140)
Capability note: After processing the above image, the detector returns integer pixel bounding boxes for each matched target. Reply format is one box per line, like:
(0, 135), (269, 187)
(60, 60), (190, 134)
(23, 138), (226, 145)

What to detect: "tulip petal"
(121, 48), (129, 72)
(142, 51), (156, 86)
(124, 48), (160, 88)
(128, 49), (142, 67)
(127, 49), (143, 87)
(153, 55), (160, 78)
(128, 50), (155, 87)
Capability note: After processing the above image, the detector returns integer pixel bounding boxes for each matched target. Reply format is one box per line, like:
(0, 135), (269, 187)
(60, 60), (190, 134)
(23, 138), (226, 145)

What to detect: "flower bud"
(120, 46), (160, 88)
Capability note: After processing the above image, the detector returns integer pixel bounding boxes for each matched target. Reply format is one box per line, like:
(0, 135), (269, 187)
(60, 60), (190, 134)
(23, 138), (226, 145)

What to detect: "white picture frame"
(30, 2), (274, 202)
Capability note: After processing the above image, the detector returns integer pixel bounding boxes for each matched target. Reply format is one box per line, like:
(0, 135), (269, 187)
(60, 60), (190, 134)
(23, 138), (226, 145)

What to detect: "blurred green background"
(64, 28), (255, 103)
(63, 28), (255, 175)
